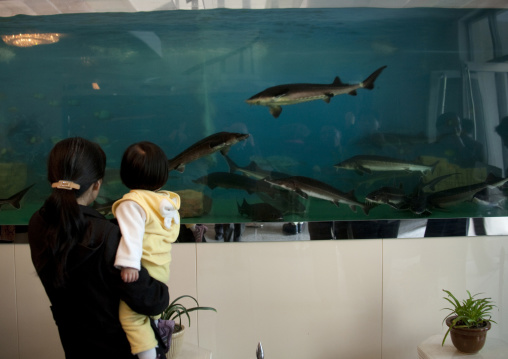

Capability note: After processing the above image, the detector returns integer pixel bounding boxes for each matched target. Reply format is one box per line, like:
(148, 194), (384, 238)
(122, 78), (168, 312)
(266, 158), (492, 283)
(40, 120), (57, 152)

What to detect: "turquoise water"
(0, 8), (506, 225)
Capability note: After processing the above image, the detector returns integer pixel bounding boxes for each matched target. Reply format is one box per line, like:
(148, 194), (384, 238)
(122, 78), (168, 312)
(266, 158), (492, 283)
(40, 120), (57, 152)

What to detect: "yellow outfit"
(112, 189), (180, 354)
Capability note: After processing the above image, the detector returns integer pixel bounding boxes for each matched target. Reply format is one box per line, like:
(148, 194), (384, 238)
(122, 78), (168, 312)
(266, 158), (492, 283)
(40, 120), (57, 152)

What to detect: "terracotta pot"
(446, 316), (491, 353)
(166, 324), (185, 359)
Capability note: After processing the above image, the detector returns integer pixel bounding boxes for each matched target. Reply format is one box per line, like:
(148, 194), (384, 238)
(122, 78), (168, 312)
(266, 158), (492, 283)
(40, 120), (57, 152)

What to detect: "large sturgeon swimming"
(264, 176), (370, 215)
(167, 132), (249, 173)
(335, 155), (438, 175)
(246, 65), (387, 118)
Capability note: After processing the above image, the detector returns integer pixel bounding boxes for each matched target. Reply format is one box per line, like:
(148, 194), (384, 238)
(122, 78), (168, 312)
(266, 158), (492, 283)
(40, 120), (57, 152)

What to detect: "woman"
(28, 137), (169, 358)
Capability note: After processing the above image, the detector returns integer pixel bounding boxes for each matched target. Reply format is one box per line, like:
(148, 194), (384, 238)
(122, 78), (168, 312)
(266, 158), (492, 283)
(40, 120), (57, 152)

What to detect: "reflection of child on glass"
(113, 141), (180, 359)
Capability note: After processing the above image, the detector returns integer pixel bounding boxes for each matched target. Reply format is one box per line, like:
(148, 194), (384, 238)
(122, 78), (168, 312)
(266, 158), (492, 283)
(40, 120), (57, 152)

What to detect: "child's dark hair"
(120, 141), (168, 190)
(41, 137), (106, 287)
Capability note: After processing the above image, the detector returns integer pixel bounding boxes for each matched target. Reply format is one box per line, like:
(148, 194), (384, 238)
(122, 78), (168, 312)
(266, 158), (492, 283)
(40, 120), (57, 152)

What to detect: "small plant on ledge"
(441, 289), (496, 353)
(160, 294), (217, 359)
(161, 294), (217, 332)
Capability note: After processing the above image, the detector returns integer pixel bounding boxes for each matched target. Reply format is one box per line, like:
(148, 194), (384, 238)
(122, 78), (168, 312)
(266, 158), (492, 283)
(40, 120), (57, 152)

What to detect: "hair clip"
(51, 180), (81, 190)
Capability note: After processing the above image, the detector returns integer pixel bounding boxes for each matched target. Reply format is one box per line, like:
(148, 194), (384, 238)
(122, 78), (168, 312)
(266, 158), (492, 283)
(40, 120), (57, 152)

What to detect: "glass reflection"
(169, 218), (508, 243)
(0, 8), (508, 242)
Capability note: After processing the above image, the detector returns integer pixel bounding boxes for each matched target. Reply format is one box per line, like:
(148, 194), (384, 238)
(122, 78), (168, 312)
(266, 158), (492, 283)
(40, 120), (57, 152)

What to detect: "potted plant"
(160, 295), (217, 359)
(441, 289), (496, 353)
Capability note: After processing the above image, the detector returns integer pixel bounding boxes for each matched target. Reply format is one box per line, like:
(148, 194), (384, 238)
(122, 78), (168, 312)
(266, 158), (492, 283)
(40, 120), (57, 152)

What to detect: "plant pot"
(166, 324), (185, 359)
(446, 316), (491, 353)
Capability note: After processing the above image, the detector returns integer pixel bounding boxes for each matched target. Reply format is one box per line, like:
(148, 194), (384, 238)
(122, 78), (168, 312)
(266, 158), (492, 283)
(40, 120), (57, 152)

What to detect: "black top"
(28, 205), (169, 359)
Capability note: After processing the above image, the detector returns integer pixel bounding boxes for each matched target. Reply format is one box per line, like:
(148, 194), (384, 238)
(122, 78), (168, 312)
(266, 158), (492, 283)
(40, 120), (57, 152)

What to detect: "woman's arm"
(118, 266), (170, 316)
(105, 222), (169, 316)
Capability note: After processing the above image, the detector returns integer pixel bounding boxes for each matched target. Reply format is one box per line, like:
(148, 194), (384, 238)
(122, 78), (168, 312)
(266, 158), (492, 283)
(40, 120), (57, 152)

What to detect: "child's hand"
(121, 267), (139, 283)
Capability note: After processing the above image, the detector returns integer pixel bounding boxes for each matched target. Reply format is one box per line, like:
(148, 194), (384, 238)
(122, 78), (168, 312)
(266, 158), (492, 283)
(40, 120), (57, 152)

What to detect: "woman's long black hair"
(40, 137), (106, 287)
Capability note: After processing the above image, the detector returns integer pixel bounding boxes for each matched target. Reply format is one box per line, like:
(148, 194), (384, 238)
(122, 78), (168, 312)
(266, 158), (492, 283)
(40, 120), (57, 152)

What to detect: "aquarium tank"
(1, 5), (508, 230)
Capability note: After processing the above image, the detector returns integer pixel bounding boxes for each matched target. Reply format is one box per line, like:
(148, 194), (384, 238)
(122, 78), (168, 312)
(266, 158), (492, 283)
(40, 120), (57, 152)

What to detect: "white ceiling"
(1, 0), (508, 17)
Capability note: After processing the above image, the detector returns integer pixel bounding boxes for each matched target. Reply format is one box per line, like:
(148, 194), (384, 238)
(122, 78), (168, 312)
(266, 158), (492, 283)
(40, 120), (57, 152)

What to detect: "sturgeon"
(427, 173), (508, 210)
(223, 154), (289, 180)
(335, 155), (438, 175)
(366, 185), (408, 210)
(264, 176), (369, 215)
(167, 132), (249, 173)
(193, 172), (276, 198)
(246, 66), (387, 118)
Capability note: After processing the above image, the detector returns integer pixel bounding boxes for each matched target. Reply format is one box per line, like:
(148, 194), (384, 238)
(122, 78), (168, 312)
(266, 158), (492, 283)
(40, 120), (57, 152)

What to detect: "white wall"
(1, 236), (507, 359)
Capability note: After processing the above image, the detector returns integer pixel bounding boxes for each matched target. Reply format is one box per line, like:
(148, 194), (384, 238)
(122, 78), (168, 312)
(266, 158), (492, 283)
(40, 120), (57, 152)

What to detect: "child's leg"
(137, 348), (156, 359)
(119, 300), (158, 355)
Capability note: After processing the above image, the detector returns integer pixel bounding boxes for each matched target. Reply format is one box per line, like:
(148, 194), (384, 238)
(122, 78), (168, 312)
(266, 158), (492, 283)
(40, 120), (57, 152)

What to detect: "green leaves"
(441, 289), (497, 346)
(160, 294), (217, 328)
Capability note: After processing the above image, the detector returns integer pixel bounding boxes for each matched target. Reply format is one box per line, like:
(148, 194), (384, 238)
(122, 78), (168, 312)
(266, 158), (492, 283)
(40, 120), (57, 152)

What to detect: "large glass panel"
(1, 8), (508, 240)
(496, 11), (508, 58)
(470, 17), (494, 62)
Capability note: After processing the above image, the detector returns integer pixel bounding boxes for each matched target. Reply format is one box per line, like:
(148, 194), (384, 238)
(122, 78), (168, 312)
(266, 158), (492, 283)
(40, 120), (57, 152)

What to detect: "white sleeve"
(114, 200), (147, 271)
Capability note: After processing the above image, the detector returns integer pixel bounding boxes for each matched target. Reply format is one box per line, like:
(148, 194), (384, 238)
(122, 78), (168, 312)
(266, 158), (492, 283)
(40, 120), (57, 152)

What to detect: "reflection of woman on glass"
(28, 137), (169, 358)
(495, 116), (508, 152)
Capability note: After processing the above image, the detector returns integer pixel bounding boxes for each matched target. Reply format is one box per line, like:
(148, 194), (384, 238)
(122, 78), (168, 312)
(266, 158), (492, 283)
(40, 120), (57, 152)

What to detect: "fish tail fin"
(431, 160), (439, 174)
(223, 154), (238, 174)
(238, 199), (247, 215)
(361, 65), (387, 90)
(8, 184), (34, 209)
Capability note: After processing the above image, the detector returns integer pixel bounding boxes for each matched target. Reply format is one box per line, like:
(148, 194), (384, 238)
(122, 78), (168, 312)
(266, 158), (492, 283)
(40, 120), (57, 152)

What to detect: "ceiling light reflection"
(1, 33), (61, 47)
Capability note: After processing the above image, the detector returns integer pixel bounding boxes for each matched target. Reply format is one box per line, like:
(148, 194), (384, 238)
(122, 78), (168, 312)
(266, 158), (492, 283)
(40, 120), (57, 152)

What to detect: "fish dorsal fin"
(246, 161), (261, 171)
(332, 76), (344, 85)
(269, 106), (282, 118)
(485, 172), (498, 184)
